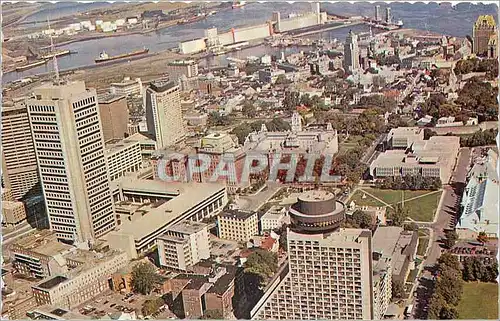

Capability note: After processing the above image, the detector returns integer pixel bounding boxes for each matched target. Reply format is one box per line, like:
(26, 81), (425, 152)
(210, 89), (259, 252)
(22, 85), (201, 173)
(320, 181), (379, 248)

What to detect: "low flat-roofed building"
(260, 205), (288, 233)
(218, 210), (258, 242)
(105, 138), (142, 181)
(457, 149), (498, 239)
(106, 178), (227, 259)
(31, 250), (128, 309)
(2, 200), (27, 226)
(370, 135), (460, 182)
(27, 305), (90, 320)
(157, 221), (211, 271)
(373, 226), (419, 284)
(385, 127), (424, 149)
(9, 230), (73, 279)
(126, 132), (158, 158)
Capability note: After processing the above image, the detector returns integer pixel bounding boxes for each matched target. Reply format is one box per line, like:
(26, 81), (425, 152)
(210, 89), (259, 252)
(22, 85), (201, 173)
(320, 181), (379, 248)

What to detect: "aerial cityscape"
(1, 1), (499, 320)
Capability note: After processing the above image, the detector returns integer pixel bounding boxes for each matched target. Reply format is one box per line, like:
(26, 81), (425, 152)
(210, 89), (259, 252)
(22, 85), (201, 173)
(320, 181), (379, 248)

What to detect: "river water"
(3, 2), (497, 84)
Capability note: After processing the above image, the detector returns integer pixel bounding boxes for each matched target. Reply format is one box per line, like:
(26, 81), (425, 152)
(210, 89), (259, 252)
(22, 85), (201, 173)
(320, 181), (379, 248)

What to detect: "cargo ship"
(15, 59), (49, 72)
(39, 49), (71, 60)
(95, 48), (149, 63)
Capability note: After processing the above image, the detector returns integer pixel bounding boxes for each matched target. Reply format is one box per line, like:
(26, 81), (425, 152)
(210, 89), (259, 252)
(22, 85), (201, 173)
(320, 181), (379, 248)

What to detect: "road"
(237, 182), (282, 211)
(411, 147), (470, 319)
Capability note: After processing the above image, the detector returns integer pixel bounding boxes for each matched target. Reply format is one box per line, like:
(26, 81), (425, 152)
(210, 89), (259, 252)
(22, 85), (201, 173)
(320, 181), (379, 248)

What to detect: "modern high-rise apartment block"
(27, 81), (116, 243)
(145, 79), (185, 149)
(1, 99), (40, 200)
(97, 94), (129, 141)
(385, 7), (392, 24)
(374, 5), (381, 21)
(473, 15), (497, 57)
(157, 221), (211, 271)
(252, 191), (377, 320)
(344, 30), (360, 73)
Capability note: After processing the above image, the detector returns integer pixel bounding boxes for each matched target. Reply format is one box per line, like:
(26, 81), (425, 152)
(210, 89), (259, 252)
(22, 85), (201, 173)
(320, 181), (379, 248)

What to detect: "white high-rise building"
(344, 30), (360, 73)
(27, 81), (116, 243)
(375, 5), (381, 21)
(251, 191), (375, 320)
(145, 79), (185, 149)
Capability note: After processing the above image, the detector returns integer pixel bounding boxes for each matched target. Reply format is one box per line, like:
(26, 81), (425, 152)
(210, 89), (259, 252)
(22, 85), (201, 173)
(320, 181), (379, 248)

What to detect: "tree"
(244, 249), (278, 284)
(242, 101), (257, 118)
(404, 222), (419, 231)
(437, 252), (461, 272)
(440, 305), (459, 319)
(477, 231), (488, 246)
(275, 74), (291, 85)
(350, 210), (373, 229)
(392, 279), (405, 299)
(202, 309), (224, 319)
(131, 262), (162, 295)
(388, 204), (408, 227)
(208, 112), (231, 127)
(141, 297), (165, 316)
(428, 293), (446, 320)
(443, 230), (458, 249)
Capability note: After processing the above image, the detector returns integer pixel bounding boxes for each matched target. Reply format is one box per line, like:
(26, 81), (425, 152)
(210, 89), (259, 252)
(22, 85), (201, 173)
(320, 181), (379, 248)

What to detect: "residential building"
(370, 135), (460, 182)
(31, 250), (128, 309)
(98, 94), (129, 141)
(344, 30), (360, 73)
(1, 100), (40, 200)
(473, 15), (497, 56)
(258, 68), (286, 84)
(166, 60), (199, 83)
(105, 139), (142, 181)
(217, 210), (259, 242)
(106, 178), (227, 259)
(2, 200), (27, 226)
(371, 248), (392, 320)
(27, 81), (116, 243)
(375, 5), (381, 21)
(251, 191), (375, 320)
(260, 205), (288, 233)
(167, 263), (244, 319)
(385, 7), (391, 24)
(145, 79), (185, 149)
(109, 77), (143, 97)
(457, 149), (498, 239)
(157, 221), (211, 271)
(9, 230), (73, 279)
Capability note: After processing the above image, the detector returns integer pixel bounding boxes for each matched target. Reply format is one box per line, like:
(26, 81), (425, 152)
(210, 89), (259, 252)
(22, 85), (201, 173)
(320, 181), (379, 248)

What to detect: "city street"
(411, 147), (470, 319)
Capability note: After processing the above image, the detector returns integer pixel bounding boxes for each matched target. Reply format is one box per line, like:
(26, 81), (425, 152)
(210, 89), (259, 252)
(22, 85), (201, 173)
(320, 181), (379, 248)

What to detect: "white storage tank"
(95, 19), (103, 26)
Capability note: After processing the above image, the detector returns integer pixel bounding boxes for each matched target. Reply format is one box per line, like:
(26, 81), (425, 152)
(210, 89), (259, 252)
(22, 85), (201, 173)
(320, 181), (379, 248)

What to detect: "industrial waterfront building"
(106, 178), (227, 259)
(27, 81), (116, 243)
(217, 210), (259, 242)
(145, 79), (186, 149)
(157, 221), (211, 272)
(1, 99), (40, 201)
(472, 15), (497, 57)
(97, 93), (129, 141)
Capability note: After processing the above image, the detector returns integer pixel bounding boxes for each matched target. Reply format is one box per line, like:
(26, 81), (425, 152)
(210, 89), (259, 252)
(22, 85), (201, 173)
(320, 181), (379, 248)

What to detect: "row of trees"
(460, 129), (498, 147)
(427, 253), (463, 319)
(230, 118), (291, 145)
(375, 176), (442, 191)
(453, 58), (498, 80)
(462, 256), (498, 283)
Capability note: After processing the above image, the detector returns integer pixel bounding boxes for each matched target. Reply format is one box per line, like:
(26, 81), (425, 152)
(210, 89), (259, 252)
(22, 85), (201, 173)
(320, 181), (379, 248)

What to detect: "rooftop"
(219, 209), (256, 220)
(36, 276), (68, 290)
(105, 138), (140, 154)
(98, 93), (126, 104)
(165, 221), (208, 235)
(10, 230), (73, 257)
(298, 190), (335, 203)
(149, 79), (177, 93)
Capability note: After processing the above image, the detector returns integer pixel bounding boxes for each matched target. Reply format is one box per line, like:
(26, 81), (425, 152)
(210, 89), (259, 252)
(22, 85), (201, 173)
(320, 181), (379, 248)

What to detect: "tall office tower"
(97, 94), (129, 141)
(27, 81), (116, 243)
(385, 7), (392, 24)
(375, 5), (381, 21)
(473, 15), (497, 56)
(252, 191), (375, 320)
(1, 99), (40, 200)
(145, 79), (185, 149)
(344, 30), (360, 73)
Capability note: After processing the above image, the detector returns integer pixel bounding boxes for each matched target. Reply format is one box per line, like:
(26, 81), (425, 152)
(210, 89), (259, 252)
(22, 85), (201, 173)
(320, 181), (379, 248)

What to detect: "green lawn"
(348, 190), (385, 207)
(400, 191), (442, 222)
(457, 282), (499, 319)
(364, 188), (430, 205)
(417, 237), (429, 256)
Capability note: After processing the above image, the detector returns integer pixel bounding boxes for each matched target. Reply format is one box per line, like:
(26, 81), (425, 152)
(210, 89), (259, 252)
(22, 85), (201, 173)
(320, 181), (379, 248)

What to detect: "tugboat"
(95, 48), (149, 63)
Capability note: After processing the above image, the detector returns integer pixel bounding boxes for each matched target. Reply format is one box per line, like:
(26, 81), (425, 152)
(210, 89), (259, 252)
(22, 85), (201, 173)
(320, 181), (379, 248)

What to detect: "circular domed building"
(289, 190), (345, 234)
